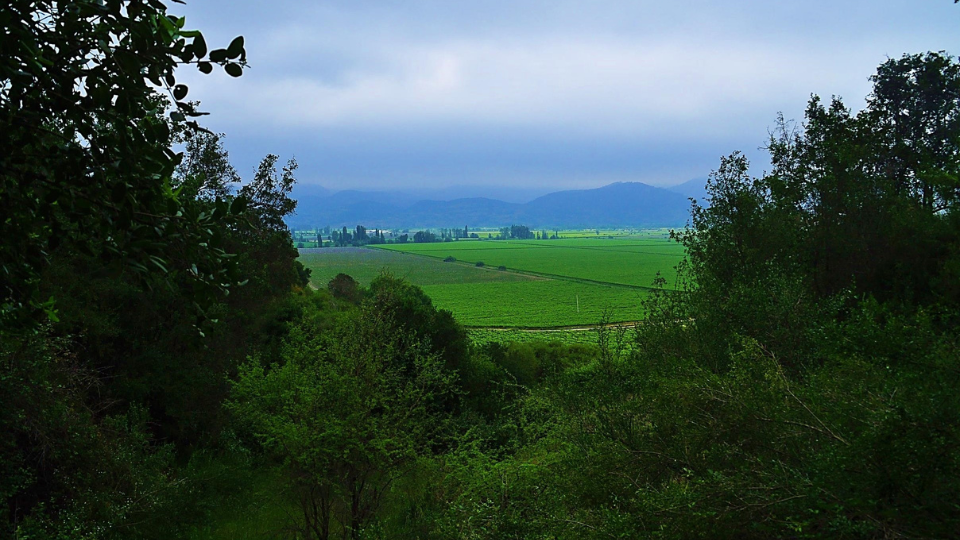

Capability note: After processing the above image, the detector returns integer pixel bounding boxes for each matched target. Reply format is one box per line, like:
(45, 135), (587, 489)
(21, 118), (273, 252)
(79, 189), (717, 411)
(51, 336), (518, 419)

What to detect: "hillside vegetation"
(3, 2), (960, 539)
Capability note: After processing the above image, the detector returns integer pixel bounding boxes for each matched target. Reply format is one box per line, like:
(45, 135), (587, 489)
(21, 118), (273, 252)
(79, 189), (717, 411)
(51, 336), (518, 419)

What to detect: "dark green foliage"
(1, 0), (247, 328)
(239, 154), (298, 233)
(0, 332), (184, 539)
(681, 52), (960, 315)
(0, 2), (312, 534)
(367, 274), (471, 372)
(328, 273), (362, 304)
(229, 280), (461, 539)
(174, 130), (241, 201)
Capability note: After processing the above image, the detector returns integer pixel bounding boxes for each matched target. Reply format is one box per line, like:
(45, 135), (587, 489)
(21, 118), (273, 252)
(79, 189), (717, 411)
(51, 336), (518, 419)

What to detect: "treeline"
(493, 225), (558, 240)
(301, 224), (560, 248)
(408, 225), (559, 243)
(330, 225), (387, 247)
(4, 2), (960, 539)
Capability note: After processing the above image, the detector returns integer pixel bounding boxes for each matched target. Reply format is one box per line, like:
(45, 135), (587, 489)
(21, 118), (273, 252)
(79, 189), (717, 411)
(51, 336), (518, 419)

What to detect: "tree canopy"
(1, 0), (248, 328)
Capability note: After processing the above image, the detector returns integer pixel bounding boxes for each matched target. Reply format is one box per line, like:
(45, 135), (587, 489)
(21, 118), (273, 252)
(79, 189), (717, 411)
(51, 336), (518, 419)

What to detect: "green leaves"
(230, 196), (248, 214)
(226, 36), (244, 59)
(191, 33), (207, 58)
(0, 0), (251, 328)
(173, 84), (188, 100)
(224, 63), (242, 77)
(208, 48), (228, 63)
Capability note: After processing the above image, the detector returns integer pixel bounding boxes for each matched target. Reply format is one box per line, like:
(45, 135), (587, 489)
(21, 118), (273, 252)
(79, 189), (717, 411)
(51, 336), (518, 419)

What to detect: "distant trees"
(414, 230), (438, 243)
(325, 225), (387, 246)
(495, 225), (536, 240)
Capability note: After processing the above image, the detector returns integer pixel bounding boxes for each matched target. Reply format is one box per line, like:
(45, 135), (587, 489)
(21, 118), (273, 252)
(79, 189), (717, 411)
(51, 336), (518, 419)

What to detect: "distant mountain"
(293, 184), (332, 198)
(286, 182), (693, 229)
(521, 182), (690, 228)
(402, 198), (522, 228)
(666, 177), (709, 204)
(292, 184), (552, 205)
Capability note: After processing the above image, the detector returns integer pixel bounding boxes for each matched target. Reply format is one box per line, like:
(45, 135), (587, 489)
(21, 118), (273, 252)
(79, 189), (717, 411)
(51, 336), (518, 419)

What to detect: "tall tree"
(174, 130), (241, 200)
(239, 154), (298, 233)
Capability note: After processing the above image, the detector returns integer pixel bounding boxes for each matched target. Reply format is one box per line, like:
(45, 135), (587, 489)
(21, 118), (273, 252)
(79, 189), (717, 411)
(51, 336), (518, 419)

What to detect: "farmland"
(299, 234), (685, 330)
(373, 237), (685, 289)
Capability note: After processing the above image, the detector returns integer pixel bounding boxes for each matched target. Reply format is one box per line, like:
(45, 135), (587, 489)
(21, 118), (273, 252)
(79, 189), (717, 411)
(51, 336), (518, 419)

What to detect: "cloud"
(191, 35), (881, 137)
(174, 0), (960, 189)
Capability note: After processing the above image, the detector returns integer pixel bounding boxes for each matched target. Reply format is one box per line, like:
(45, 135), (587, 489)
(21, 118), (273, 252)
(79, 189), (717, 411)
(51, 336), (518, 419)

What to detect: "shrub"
(444, 256), (456, 262)
(498, 265), (507, 271)
(475, 261), (485, 267)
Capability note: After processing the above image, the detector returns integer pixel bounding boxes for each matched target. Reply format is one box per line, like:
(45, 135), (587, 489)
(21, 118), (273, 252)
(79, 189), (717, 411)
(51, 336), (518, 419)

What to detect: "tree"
(239, 154), (298, 233)
(867, 51), (960, 210)
(1, 0), (248, 328)
(174, 130), (241, 200)
(413, 230), (437, 243)
(1, 1), (257, 536)
(676, 52), (960, 338)
(354, 225), (368, 244)
(328, 273), (362, 304)
(229, 284), (458, 539)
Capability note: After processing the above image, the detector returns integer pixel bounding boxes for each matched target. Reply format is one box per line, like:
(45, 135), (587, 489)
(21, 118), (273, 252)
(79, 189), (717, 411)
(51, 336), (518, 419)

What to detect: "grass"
(421, 280), (645, 327)
(299, 247), (531, 287)
(373, 237), (685, 289)
(299, 234), (684, 328)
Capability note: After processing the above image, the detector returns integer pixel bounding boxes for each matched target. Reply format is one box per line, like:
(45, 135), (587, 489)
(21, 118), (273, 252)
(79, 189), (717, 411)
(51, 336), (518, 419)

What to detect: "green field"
(299, 235), (684, 328)
(373, 237), (685, 289)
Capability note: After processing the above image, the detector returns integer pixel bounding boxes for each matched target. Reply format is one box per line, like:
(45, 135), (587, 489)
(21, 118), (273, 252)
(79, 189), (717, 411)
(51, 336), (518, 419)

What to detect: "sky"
(172, 0), (959, 192)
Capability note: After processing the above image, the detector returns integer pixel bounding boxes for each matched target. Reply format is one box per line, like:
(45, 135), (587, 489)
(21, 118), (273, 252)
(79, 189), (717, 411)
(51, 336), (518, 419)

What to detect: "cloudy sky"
(173, 1), (959, 192)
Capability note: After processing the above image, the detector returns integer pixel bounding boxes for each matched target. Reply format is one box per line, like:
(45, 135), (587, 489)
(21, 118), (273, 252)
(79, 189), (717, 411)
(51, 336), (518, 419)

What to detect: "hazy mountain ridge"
(666, 177), (709, 203)
(288, 181), (696, 229)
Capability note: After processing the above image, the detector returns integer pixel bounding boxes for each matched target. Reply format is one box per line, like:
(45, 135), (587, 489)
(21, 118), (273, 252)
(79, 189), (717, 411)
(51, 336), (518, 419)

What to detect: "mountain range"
(287, 180), (709, 230)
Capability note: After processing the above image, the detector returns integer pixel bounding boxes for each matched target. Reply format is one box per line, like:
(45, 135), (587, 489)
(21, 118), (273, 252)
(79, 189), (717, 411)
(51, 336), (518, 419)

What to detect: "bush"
(444, 256), (456, 262)
(498, 265), (507, 271)
(475, 261), (485, 267)
(328, 273), (362, 304)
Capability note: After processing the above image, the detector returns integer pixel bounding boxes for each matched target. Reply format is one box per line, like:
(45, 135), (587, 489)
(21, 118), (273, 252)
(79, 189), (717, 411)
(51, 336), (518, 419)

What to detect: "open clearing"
(300, 235), (684, 329)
